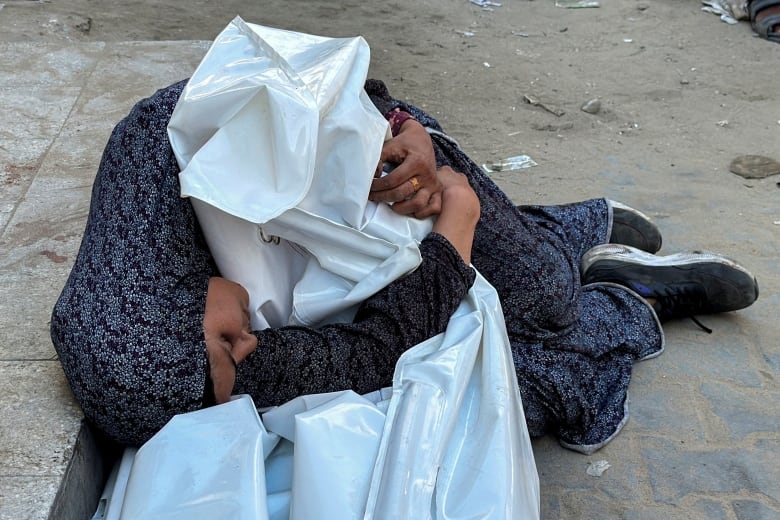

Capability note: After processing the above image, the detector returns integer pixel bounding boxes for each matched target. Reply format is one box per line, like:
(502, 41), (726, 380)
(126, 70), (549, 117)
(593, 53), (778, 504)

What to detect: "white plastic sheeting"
(112, 274), (538, 519)
(130, 16), (543, 519)
(168, 16), (431, 329)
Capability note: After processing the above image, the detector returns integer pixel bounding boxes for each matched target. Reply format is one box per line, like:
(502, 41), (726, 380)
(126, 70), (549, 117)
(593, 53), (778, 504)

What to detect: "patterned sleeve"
(233, 232), (476, 406)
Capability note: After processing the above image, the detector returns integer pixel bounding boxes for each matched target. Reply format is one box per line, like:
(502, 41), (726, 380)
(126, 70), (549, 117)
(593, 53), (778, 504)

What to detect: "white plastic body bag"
(110, 274), (539, 520)
(168, 17), (432, 329)
(116, 16), (543, 519)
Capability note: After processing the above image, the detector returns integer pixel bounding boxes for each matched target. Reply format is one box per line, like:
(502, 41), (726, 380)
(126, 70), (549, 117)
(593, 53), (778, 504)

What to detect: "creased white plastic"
(364, 273), (539, 519)
(153, 17), (540, 520)
(262, 392), (392, 519)
(115, 276), (540, 520)
(168, 17), (430, 328)
(289, 393), (386, 520)
(188, 198), (307, 330)
(436, 276), (540, 519)
(263, 205), (429, 326)
(118, 395), (273, 520)
(169, 22), (317, 223)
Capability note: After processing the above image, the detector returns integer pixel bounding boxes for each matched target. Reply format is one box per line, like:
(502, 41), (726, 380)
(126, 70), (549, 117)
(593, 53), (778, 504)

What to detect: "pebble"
(581, 98), (601, 114)
(729, 155), (780, 179)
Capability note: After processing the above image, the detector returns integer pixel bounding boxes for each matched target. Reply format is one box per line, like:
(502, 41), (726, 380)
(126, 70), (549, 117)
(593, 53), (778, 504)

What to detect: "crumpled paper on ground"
(701, 0), (749, 24)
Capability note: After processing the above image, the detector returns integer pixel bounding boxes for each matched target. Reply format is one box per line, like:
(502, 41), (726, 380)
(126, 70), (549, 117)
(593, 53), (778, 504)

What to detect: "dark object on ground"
(728, 154), (780, 178)
(581, 244), (760, 323)
(750, 0), (780, 43)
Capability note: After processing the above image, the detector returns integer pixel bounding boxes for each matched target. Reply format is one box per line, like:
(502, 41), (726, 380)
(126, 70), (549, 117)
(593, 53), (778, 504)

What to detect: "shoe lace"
(687, 316), (713, 334)
(654, 285), (713, 334)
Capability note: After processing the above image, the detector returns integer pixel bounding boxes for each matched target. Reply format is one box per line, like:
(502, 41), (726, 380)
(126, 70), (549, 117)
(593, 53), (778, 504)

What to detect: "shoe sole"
(582, 244), (759, 313)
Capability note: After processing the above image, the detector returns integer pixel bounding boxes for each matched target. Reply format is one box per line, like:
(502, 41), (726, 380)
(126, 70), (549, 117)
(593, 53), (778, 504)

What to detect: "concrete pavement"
(0, 40), (209, 519)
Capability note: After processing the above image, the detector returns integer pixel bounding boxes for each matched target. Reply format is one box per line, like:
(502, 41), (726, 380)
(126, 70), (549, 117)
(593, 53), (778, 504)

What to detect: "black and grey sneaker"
(581, 244), (759, 326)
(609, 201), (663, 254)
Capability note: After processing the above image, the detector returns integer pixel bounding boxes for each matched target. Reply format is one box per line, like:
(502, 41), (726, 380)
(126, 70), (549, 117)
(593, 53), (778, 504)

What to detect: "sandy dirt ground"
(2, 0), (778, 518)
(2, 0), (778, 204)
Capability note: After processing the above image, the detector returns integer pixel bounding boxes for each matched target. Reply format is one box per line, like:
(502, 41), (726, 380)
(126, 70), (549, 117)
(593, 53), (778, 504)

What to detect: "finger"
(230, 331), (258, 364)
(208, 339), (237, 405)
(414, 191), (443, 219)
(379, 136), (405, 165)
(370, 176), (419, 204)
(375, 147), (404, 182)
(370, 160), (415, 193)
(389, 189), (431, 216)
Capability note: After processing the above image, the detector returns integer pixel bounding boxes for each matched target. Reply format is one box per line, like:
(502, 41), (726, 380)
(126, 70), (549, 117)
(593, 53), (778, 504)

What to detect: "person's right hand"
(369, 118), (443, 218)
(203, 277), (258, 404)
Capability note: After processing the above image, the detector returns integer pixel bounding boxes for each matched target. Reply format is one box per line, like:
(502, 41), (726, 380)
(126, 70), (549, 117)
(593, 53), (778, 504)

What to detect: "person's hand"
(203, 277), (258, 404)
(369, 118), (443, 218)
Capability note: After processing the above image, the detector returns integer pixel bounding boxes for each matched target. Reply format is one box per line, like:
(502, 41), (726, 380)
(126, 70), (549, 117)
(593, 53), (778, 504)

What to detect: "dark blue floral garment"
(51, 80), (662, 453)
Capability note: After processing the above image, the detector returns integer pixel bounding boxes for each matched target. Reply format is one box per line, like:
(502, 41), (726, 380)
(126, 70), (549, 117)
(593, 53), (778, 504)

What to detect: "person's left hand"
(203, 277), (258, 404)
(369, 118), (443, 218)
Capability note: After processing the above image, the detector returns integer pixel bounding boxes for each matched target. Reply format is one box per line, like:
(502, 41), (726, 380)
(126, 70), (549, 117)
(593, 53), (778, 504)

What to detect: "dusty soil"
(2, 0), (777, 210)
